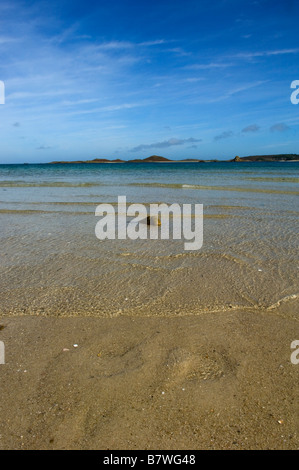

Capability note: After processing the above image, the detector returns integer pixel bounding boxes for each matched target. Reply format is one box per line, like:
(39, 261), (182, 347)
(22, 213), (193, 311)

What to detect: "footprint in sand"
(164, 347), (234, 387)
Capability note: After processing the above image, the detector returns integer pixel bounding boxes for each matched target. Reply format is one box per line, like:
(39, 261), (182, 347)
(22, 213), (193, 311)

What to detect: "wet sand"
(0, 301), (298, 450)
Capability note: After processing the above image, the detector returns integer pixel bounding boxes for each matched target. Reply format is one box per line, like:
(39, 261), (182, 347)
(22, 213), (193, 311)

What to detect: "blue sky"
(0, 0), (299, 163)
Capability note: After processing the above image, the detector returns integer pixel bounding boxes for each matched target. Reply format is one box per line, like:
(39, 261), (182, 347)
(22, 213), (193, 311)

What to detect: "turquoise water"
(0, 162), (298, 199)
(0, 162), (298, 317)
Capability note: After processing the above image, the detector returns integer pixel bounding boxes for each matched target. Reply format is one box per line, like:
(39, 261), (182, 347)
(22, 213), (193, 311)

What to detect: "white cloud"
(235, 48), (299, 59)
(138, 40), (167, 46)
(186, 62), (234, 70)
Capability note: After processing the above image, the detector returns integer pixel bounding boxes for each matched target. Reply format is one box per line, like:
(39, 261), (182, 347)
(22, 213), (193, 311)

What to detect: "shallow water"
(0, 162), (298, 317)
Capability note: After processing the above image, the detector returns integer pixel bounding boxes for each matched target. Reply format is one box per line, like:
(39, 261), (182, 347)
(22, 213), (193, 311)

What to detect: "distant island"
(49, 154), (299, 164)
(230, 154), (299, 162)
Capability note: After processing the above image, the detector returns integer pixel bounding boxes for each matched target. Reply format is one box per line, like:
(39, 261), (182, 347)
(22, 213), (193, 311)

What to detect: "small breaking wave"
(0, 181), (103, 188)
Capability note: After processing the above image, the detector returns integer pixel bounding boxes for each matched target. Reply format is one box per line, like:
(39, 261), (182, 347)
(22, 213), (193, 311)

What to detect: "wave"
(182, 184), (299, 194)
(128, 182), (299, 195)
(0, 209), (93, 215)
(245, 177), (299, 183)
(0, 181), (103, 188)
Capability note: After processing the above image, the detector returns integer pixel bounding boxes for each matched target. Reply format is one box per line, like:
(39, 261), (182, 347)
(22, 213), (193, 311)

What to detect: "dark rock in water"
(146, 215), (161, 226)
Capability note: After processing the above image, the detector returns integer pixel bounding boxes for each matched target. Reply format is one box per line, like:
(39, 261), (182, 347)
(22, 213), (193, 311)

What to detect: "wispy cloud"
(90, 39), (169, 51)
(186, 62), (234, 70)
(270, 123), (290, 132)
(36, 145), (53, 150)
(0, 35), (19, 45)
(131, 137), (202, 152)
(94, 40), (135, 50)
(235, 48), (299, 59)
(242, 124), (260, 133)
(207, 80), (267, 103)
(60, 98), (99, 106)
(214, 131), (233, 141)
(165, 47), (191, 57)
(138, 39), (167, 46)
(184, 77), (204, 83)
(101, 102), (145, 112)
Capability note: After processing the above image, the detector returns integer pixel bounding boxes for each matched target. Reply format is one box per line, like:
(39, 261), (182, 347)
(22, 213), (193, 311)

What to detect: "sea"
(0, 161), (298, 317)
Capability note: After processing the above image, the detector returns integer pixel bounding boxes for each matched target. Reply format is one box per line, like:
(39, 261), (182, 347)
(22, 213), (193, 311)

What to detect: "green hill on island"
(49, 154), (299, 164)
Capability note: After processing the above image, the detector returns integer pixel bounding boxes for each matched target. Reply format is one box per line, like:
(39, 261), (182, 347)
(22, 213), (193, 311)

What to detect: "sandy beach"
(0, 161), (298, 449)
(0, 297), (298, 450)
